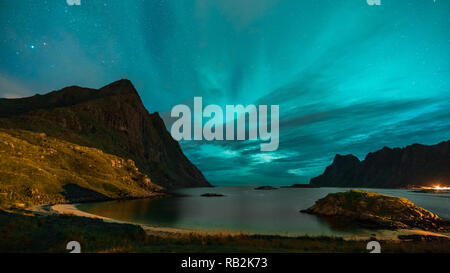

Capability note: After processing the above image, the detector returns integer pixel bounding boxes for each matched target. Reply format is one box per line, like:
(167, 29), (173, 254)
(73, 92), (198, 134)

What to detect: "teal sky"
(0, 0), (449, 185)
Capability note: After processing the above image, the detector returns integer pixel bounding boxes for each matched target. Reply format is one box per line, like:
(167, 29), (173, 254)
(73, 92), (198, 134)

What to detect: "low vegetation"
(1, 210), (448, 253)
(0, 128), (162, 210)
(0, 210), (145, 253)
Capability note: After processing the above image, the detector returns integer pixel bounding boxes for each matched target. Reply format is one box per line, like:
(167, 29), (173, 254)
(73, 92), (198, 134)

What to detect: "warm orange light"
(432, 185), (450, 190)
(418, 185), (450, 190)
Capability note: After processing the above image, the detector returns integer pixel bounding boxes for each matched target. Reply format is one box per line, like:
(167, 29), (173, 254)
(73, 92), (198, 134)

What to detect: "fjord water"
(77, 187), (450, 236)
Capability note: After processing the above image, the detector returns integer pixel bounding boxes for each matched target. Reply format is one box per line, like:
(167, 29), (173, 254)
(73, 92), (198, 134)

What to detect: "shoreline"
(28, 203), (450, 241)
(30, 203), (251, 238)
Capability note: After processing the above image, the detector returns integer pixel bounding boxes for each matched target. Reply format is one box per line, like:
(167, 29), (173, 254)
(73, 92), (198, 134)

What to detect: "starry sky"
(1, 0), (449, 185)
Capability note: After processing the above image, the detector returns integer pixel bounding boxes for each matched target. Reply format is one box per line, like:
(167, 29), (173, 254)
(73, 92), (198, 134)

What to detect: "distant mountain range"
(0, 79), (210, 193)
(310, 141), (450, 188)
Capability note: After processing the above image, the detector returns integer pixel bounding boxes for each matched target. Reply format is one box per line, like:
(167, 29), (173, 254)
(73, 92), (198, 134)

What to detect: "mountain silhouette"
(310, 141), (450, 188)
(0, 79), (210, 189)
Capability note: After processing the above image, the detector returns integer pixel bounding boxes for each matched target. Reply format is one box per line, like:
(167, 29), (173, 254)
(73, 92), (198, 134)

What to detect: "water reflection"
(77, 197), (181, 226)
(77, 186), (450, 236)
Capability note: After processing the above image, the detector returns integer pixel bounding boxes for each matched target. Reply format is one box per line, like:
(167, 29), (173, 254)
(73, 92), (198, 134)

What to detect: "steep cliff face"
(310, 155), (361, 187)
(0, 79), (210, 189)
(310, 141), (450, 188)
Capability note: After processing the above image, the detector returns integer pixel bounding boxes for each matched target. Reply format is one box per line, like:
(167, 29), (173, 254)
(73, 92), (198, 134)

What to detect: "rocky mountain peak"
(0, 79), (211, 189)
(98, 79), (140, 97)
(333, 154), (360, 165)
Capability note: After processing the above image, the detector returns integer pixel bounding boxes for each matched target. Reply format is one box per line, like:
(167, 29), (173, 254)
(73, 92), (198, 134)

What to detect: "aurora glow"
(1, 0), (449, 185)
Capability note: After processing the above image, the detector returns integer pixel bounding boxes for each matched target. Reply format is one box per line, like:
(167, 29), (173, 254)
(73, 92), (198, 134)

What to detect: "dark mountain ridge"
(310, 141), (450, 188)
(0, 81), (133, 118)
(0, 79), (210, 189)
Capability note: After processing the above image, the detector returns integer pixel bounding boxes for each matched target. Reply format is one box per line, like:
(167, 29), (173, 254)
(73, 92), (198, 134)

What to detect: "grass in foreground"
(0, 210), (449, 253)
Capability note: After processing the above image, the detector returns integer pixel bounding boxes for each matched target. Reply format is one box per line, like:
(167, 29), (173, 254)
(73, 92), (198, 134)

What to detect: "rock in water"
(301, 190), (450, 232)
(254, 186), (278, 190)
(200, 193), (225, 197)
(282, 184), (320, 188)
(0, 79), (210, 189)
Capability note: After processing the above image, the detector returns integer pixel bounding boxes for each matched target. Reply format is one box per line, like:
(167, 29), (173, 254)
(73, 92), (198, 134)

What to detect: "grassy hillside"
(0, 128), (162, 210)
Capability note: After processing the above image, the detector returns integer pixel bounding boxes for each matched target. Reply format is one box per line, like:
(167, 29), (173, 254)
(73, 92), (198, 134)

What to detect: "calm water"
(77, 187), (450, 236)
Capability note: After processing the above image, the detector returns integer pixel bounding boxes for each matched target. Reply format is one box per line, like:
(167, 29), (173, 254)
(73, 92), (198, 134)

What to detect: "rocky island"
(301, 190), (450, 232)
(200, 193), (225, 197)
(282, 184), (320, 188)
(254, 186), (278, 190)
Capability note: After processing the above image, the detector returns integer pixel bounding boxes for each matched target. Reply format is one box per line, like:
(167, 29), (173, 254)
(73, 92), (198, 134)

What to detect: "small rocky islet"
(200, 193), (225, 197)
(254, 186), (278, 190)
(281, 184), (320, 188)
(301, 190), (450, 232)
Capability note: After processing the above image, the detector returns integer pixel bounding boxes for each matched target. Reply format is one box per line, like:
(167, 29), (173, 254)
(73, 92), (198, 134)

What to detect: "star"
(29, 44), (36, 50)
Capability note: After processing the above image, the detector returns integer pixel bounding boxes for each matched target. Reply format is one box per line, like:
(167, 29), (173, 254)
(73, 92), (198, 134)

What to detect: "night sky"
(1, 0), (449, 185)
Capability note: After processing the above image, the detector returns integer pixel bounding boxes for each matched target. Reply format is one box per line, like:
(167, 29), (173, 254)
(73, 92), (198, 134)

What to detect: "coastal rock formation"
(301, 190), (450, 232)
(0, 79), (210, 189)
(200, 193), (225, 197)
(254, 186), (278, 190)
(310, 141), (450, 188)
(282, 184), (320, 188)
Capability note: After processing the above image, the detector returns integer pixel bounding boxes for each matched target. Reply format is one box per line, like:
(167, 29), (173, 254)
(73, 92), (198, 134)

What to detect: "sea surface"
(77, 187), (450, 236)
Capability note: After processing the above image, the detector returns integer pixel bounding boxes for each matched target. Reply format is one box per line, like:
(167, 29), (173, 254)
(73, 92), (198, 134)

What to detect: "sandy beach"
(28, 203), (450, 241)
(30, 204), (251, 238)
